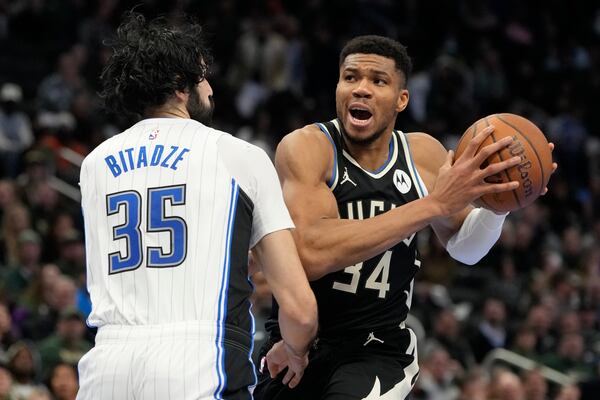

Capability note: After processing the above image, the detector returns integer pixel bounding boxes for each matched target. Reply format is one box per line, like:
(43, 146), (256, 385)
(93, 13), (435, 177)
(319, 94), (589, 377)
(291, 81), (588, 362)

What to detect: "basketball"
(455, 113), (553, 213)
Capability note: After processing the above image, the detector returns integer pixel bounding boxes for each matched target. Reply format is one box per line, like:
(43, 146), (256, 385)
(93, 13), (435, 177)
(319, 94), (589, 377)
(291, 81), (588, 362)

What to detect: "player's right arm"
(276, 124), (520, 280)
(253, 230), (317, 355)
(253, 229), (317, 388)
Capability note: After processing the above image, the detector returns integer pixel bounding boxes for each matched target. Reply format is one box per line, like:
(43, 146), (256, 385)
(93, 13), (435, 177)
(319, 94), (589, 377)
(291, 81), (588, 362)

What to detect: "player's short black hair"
(100, 12), (212, 117)
(339, 35), (412, 86)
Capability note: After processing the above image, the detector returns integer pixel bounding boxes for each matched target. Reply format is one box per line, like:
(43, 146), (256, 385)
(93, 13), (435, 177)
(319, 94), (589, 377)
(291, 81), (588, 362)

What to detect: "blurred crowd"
(0, 0), (599, 399)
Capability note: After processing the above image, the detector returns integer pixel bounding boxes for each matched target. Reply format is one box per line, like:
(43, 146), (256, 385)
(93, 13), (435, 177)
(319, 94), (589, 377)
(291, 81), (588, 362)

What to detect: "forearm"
(254, 230), (318, 354)
(297, 196), (443, 280)
(278, 306), (317, 355)
(446, 207), (507, 265)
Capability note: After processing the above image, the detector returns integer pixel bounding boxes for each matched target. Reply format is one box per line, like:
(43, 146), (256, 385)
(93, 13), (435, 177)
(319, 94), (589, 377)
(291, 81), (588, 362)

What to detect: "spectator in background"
(36, 51), (86, 114)
(458, 369), (488, 400)
(554, 385), (581, 400)
(37, 309), (90, 378)
(26, 182), (60, 241)
(53, 230), (84, 279)
(0, 203), (31, 266)
(521, 369), (549, 400)
(6, 342), (44, 400)
(17, 264), (60, 319)
(0, 230), (42, 304)
(414, 345), (461, 400)
(27, 388), (53, 400)
(0, 364), (13, 400)
(16, 151), (54, 213)
(46, 363), (77, 400)
(428, 308), (475, 369)
(0, 83), (33, 179)
(488, 369), (525, 400)
(525, 305), (556, 354)
(41, 212), (76, 264)
(469, 297), (508, 363)
(19, 275), (77, 342)
(0, 180), (18, 220)
(541, 333), (594, 381)
(510, 326), (540, 361)
(0, 302), (17, 364)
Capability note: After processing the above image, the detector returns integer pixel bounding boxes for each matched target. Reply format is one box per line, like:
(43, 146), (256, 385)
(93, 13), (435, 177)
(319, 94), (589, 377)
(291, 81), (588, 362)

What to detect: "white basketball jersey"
(80, 118), (293, 329)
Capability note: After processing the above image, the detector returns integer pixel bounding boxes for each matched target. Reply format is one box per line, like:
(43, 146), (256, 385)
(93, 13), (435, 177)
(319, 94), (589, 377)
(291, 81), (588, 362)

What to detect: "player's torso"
(81, 119), (253, 330)
(312, 119), (427, 337)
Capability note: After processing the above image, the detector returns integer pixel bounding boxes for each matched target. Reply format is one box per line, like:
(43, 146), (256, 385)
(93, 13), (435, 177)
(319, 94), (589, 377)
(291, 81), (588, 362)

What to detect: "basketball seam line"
(485, 116), (522, 209)
(496, 115), (546, 198)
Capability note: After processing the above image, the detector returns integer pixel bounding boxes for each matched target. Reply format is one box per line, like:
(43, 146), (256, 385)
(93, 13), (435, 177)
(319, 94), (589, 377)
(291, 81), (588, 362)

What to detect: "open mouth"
(348, 106), (373, 127)
(349, 108), (372, 120)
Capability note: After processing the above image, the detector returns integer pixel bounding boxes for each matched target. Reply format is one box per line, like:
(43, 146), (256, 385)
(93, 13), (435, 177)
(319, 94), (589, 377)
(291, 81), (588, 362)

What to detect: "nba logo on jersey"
(393, 169), (412, 194)
(148, 129), (159, 140)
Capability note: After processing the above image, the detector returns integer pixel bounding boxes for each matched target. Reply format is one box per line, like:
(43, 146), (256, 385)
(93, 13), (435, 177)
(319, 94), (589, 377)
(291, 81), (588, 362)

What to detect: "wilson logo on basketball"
(508, 136), (533, 198)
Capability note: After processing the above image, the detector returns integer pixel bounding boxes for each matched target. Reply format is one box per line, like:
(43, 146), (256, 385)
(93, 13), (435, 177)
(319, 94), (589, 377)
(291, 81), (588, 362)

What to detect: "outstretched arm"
(276, 124), (520, 280)
(410, 131), (557, 265)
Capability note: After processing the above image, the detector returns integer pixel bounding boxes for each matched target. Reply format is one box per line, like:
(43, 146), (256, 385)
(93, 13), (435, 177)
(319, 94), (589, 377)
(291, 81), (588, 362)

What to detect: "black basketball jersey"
(309, 118), (426, 337)
(265, 119), (427, 340)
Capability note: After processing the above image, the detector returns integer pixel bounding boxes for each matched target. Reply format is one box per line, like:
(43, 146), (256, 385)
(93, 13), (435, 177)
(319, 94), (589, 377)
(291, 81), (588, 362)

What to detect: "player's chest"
(333, 164), (420, 219)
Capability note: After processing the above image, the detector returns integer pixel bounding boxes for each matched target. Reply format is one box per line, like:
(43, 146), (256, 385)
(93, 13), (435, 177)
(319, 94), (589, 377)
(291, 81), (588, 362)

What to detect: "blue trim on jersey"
(369, 134), (394, 174)
(81, 205), (98, 329)
(214, 179), (239, 399)
(316, 123), (338, 188)
(403, 133), (427, 197)
(248, 295), (258, 389)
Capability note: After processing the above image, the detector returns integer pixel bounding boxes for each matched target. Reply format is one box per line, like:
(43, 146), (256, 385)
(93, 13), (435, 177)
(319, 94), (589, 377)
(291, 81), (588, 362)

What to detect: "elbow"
(296, 241), (322, 280)
(298, 247), (335, 281)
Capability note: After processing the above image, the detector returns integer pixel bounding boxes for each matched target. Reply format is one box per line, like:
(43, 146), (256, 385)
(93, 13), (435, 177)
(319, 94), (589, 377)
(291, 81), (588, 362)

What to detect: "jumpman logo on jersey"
(363, 332), (384, 346)
(340, 167), (357, 186)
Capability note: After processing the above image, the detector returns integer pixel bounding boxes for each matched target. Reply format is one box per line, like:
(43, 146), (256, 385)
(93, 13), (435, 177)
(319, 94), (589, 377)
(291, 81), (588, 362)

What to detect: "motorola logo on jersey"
(393, 169), (412, 194)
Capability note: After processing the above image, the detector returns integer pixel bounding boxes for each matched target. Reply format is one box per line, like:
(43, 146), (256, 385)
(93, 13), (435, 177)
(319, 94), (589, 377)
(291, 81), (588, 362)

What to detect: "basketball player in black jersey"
(253, 36), (556, 399)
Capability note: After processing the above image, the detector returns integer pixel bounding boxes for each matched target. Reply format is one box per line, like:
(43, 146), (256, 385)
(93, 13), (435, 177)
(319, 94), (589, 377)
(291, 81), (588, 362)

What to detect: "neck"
(146, 105), (189, 119)
(343, 129), (394, 172)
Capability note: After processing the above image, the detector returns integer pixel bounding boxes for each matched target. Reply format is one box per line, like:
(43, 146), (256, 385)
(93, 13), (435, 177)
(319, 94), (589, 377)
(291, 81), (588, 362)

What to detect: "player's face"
(187, 78), (214, 126)
(336, 54), (409, 145)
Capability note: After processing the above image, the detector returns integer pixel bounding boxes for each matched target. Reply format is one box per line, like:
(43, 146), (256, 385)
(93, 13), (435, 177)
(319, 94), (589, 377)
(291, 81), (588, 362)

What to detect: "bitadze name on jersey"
(104, 145), (190, 178)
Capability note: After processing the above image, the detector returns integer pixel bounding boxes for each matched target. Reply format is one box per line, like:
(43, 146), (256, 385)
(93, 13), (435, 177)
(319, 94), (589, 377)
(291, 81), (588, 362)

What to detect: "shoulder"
(215, 130), (274, 172)
(404, 132), (448, 191)
(278, 123), (333, 154)
(405, 132), (448, 173)
(276, 123), (334, 182)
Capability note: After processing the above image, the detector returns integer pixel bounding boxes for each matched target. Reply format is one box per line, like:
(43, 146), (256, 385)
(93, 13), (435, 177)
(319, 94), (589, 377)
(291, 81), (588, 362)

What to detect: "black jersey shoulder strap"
(314, 119), (343, 188)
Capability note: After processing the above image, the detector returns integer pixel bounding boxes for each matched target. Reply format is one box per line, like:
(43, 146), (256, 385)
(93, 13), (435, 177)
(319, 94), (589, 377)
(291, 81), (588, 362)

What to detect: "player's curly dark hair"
(339, 35), (412, 87)
(100, 12), (212, 117)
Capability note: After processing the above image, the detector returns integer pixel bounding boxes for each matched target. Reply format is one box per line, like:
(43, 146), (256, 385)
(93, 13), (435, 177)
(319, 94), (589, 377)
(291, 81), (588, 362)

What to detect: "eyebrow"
(343, 67), (393, 79)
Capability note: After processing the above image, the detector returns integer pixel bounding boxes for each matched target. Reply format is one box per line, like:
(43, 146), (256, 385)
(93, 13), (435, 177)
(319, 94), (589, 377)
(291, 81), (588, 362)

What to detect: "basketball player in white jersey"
(76, 13), (317, 400)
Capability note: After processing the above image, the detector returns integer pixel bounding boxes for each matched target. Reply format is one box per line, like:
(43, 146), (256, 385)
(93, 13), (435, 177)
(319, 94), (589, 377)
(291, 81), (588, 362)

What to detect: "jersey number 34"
(106, 184), (187, 274)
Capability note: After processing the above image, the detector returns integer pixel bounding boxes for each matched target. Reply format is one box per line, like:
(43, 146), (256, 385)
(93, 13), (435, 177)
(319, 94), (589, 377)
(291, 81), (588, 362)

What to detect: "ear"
(173, 88), (189, 103)
(395, 88), (409, 113)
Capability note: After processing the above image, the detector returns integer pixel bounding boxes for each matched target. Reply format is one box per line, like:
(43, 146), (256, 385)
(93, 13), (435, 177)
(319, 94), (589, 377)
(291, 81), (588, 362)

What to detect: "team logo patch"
(393, 169), (412, 194)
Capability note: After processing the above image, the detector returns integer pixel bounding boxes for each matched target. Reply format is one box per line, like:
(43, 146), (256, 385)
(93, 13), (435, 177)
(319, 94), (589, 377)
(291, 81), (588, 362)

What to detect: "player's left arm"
(408, 132), (507, 265)
(409, 132), (556, 265)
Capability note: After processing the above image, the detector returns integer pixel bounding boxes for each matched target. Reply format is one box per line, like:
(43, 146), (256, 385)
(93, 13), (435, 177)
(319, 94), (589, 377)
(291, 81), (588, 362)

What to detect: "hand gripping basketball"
(430, 125), (521, 217)
(455, 113), (556, 212)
